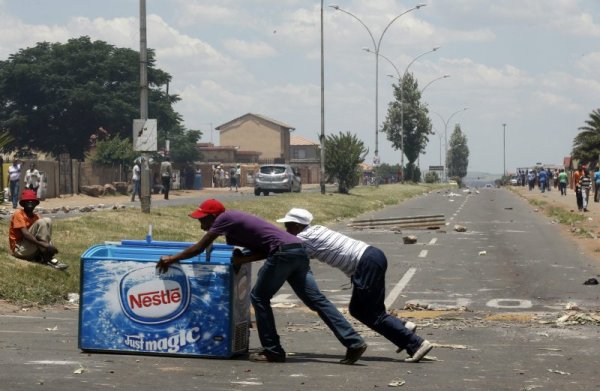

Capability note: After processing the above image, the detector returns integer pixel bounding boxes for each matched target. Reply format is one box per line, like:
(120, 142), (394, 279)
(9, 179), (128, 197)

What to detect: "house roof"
(215, 113), (295, 131)
(290, 135), (318, 146)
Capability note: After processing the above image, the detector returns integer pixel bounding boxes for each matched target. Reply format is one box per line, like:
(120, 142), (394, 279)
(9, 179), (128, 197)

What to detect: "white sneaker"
(48, 258), (69, 271)
(396, 321), (418, 353)
(404, 340), (433, 363)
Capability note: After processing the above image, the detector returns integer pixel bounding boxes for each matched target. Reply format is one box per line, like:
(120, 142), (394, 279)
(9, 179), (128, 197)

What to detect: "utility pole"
(502, 123), (506, 176)
(139, 0), (151, 213)
(319, 0), (326, 194)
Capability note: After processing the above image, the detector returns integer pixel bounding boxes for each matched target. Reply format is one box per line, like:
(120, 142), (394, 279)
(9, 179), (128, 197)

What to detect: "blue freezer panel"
(79, 242), (250, 358)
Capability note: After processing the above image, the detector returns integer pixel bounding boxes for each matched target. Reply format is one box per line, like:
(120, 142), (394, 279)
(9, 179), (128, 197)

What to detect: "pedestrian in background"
(160, 157), (172, 200)
(558, 168), (568, 196)
(572, 166), (584, 211)
(594, 166), (600, 203)
(156, 199), (366, 364)
(131, 160), (141, 202)
(24, 162), (41, 194)
(7, 159), (21, 209)
(580, 168), (592, 212)
(538, 168), (548, 193)
(278, 208), (433, 363)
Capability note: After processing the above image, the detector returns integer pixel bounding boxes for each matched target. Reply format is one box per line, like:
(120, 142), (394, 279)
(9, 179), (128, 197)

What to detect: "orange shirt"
(571, 170), (582, 190)
(9, 209), (39, 252)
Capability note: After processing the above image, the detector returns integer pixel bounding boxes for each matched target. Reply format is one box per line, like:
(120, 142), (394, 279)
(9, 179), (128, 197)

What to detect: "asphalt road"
(1, 187), (599, 390)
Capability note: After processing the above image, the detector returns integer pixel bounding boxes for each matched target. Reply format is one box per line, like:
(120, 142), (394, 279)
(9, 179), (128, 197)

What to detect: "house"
(215, 113), (294, 164)
(290, 135), (321, 184)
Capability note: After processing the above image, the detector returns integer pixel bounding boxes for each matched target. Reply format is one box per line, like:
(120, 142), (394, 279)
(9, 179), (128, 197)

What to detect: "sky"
(1, 0), (599, 174)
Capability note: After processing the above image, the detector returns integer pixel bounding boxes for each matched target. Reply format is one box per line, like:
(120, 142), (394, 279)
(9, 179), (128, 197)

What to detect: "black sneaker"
(340, 343), (367, 365)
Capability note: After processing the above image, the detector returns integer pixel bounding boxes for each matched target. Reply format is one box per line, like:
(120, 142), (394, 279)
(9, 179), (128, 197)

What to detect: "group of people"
(518, 167), (568, 194)
(7, 159), (42, 209)
(518, 165), (600, 212)
(211, 164), (241, 191)
(155, 199), (432, 365)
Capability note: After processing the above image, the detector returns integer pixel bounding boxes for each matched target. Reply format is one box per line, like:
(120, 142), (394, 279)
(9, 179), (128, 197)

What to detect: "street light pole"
(433, 107), (468, 181)
(330, 3), (426, 164)
(420, 74), (450, 94)
(320, 0), (326, 195)
(502, 123), (506, 176)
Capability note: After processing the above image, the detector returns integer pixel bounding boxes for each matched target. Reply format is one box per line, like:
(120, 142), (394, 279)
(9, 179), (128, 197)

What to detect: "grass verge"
(0, 183), (439, 306)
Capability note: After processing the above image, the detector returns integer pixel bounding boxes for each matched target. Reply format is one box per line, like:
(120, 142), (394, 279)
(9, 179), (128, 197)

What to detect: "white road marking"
(384, 267), (417, 309)
(272, 294), (293, 303)
(26, 360), (81, 365)
(418, 250), (428, 258)
(428, 238), (437, 245)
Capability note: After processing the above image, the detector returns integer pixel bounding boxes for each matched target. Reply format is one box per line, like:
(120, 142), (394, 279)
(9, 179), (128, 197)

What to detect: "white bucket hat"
(276, 208), (313, 225)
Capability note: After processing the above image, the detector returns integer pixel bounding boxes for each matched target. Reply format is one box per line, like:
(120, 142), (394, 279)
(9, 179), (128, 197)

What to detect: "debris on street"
(478, 251), (487, 256)
(583, 278), (598, 285)
(454, 224), (467, 232)
(402, 235), (417, 244)
(388, 378), (406, 387)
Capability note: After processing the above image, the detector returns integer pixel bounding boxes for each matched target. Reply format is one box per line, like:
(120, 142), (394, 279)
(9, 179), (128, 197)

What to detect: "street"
(1, 187), (599, 390)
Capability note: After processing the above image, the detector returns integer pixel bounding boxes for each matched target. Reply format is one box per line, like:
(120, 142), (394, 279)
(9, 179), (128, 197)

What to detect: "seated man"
(9, 190), (68, 270)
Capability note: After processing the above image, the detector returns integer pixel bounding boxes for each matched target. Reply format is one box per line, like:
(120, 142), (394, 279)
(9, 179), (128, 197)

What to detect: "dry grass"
(0, 183), (440, 306)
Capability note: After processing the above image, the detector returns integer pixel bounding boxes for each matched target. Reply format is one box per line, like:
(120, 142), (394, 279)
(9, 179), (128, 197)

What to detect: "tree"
(325, 131), (367, 194)
(382, 72), (433, 182)
(446, 124), (469, 180)
(0, 36), (190, 160)
(424, 171), (440, 183)
(572, 108), (600, 165)
(89, 135), (137, 166)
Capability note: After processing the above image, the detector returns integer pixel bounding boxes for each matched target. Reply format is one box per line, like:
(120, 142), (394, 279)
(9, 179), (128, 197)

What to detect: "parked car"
(254, 164), (302, 196)
(509, 177), (518, 185)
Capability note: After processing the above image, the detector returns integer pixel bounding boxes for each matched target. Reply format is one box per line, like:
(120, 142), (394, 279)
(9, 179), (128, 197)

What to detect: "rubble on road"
(454, 224), (467, 232)
(402, 235), (417, 244)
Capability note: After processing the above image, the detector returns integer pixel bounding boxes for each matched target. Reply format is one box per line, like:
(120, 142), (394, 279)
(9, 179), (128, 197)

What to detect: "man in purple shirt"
(156, 199), (366, 364)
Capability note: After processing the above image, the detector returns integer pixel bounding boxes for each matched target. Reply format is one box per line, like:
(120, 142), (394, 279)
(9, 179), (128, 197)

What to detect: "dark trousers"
(161, 177), (170, 199)
(576, 187), (583, 210)
(251, 247), (364, 358)
(349, 246), (422, 355)
(559, 182), (567, 195)
(595, 182), (600, 202)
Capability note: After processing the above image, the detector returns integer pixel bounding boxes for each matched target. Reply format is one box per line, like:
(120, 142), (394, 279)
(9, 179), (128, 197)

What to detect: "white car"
(509, 177), (518, 185)
(254, 164), (302, 196)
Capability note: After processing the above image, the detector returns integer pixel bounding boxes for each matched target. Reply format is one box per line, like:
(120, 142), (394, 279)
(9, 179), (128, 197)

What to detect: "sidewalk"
(28, 186), (256, 210)
(512, 184), (600, 264)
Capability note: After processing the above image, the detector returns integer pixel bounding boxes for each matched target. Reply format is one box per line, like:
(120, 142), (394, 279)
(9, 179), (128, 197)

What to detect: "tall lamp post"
(330, 3), (426, 164)
(369, 47), (440, 180)
(433, 107), (468, 181)
(502, 123), (506, 176)
(320, 0), (326, 194)
(421, 74), (450, 94)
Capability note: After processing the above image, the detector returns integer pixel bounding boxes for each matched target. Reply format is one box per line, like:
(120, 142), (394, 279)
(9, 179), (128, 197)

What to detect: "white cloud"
(223, 39), (276, 59)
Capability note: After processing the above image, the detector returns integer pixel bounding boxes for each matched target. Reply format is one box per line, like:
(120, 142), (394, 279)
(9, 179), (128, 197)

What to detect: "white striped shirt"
(298, 225), (369, 277)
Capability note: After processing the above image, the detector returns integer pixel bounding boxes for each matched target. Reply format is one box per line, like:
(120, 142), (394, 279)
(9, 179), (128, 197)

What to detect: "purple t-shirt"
(209, 210), (301, 255)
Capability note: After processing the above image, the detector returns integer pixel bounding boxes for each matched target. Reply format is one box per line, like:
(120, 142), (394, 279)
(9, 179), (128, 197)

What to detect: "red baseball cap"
(189, 199), (225, 219)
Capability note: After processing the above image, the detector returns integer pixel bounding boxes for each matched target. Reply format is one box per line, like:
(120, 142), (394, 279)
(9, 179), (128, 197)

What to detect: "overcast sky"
(1, 0), (599, 174)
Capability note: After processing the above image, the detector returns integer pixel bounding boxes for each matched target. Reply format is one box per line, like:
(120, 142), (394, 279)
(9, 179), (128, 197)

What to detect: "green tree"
(0, 36), (189, 160)
(89, 135), (137, 166)
(169, 130), (202, 165)
(446, 124), (469, 180)
(572, 108), (600, 165)
(424, 171), (440, 183)
(325, 131), (367, 194)
(382, 72), (433, 182)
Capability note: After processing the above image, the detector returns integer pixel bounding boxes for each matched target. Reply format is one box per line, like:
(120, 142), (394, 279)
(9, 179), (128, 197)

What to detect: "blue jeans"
(9, 180), (19, 208)
(350, 246), (423, 355)
(131, 179), (141, 201)
(250, 247), (364, 358)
